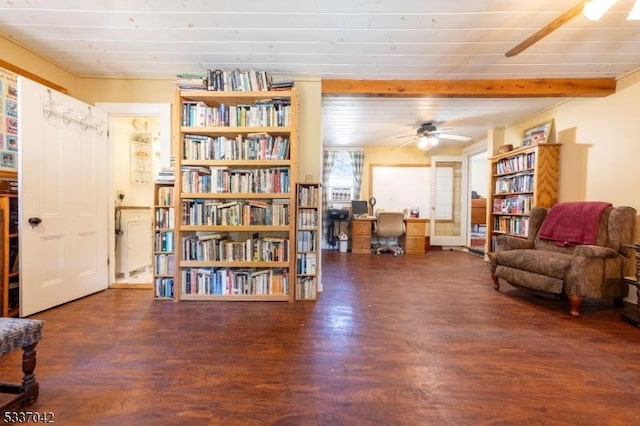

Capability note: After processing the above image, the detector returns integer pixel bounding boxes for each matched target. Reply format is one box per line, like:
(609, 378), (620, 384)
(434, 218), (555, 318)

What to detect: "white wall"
(470, 151), (489, 199)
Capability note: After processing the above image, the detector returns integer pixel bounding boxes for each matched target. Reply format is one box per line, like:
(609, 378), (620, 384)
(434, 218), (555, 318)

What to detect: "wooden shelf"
(173, 88), (298, 302)
(1, 193), (19, 317)
(295, 182), (321, 301)
(488, 144), (560, 253)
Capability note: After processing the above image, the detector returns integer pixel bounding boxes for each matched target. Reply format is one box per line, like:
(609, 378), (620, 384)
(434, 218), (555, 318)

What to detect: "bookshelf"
(173, 88), (298, 301)
(0, 193), (19, 317)
(488, 143), (560, 253)
(153, 182), (176, 299)
(295, 182), (321, 301)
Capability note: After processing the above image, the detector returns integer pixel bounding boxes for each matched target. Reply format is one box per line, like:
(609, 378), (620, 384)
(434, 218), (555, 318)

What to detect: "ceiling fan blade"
(437, 133), (472, 142)
(505, 1), (587, 57)
(391, 138), (416, 151)
(394, 132), (416, 139)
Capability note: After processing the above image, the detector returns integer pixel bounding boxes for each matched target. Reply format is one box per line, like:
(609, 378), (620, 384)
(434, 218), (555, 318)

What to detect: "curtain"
(348, 150), (364, 200)
(322, 150), (338, 247)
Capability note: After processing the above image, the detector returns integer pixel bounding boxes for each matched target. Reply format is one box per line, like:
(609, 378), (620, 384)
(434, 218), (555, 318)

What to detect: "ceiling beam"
(0, 58), (68, 94)
(505, 1), (587, 58)
(321, 78), (616, 98)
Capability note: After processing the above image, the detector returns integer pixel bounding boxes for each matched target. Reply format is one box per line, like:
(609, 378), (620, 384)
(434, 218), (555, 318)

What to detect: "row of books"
(181, 166), (290, 194)
(154, 277), (174, 299)
(156, 167), (175, 184)
(493, 216), (530, 237)
(296, 210), (318, 229)
(183, 134), (289, 161)
(181, 199), (289, 226)
(181, 233), (289, 262)
(492, 195), (533, 215)
(297, 230), (317, 253)
(296, 253), (317, 275)
(495, 173), (534, 194)
(156, 186), (174, 206)
(495, 153), (536, 175)
(297, 185), (320, 207)
(181, 100), (291, 128)
(154, 230), (174, 252)
(154, 253), (175, 276)
(154, 207), (175, 229)
(177, 70), (295, 92)
(181, 267), (289, 296)
(295, 277), (317, 301)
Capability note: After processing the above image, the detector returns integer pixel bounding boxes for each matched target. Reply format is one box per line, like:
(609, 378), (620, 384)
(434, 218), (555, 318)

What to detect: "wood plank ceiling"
(1, 0), (639, 148)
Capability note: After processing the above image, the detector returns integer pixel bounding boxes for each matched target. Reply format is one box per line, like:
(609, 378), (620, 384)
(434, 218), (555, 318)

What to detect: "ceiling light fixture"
(417, 136), (429, 149)
(628, 0), (640, 19)
(583, 0), (619, 20)
(428, 135), (439, 146)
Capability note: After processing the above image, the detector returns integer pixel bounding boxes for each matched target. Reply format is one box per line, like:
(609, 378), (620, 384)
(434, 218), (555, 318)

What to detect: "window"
(327, 151), (356, 201)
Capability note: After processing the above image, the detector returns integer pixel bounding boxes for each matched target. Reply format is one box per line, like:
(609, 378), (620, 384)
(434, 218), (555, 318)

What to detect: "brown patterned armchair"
(490, 204), (636, 316)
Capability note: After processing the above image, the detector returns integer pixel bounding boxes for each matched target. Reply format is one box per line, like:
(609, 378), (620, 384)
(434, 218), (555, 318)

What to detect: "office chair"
(373, 212), (406, 256)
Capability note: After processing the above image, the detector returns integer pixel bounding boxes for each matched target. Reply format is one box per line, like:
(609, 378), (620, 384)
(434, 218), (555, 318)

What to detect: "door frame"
(95, 103), (171, 286)
(462, 139), (489, 248)
(429, 156), (469, 247)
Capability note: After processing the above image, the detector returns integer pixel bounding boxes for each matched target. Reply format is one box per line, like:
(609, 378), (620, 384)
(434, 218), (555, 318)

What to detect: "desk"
(351, 217), (428, 254)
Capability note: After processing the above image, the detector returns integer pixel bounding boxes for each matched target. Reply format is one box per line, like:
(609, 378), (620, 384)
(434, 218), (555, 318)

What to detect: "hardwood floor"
(2, 250), (640, 425)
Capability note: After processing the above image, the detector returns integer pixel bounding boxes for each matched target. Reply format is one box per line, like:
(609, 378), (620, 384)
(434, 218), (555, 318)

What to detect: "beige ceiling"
(1, 0), (639, 149)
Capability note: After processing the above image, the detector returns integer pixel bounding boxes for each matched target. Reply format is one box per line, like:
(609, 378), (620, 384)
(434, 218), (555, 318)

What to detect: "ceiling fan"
(505, 0), (640, 57)
(391, 122), (471, 151)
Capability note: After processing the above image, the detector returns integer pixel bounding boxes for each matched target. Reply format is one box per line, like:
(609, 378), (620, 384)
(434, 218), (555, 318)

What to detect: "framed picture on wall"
(522, 119), (554, 147)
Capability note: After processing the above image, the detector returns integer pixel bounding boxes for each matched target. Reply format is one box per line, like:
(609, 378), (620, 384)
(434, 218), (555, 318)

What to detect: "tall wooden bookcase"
(488, 143), (560, 253)
(295, 182), (321, 301)
(153, 182), (176, 299)
(0, 192), (19, 317)
(173, 88), (298, 301)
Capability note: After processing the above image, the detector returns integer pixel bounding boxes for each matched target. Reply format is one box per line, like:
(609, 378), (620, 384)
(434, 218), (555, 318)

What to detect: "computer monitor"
(351, 200), (369, 217)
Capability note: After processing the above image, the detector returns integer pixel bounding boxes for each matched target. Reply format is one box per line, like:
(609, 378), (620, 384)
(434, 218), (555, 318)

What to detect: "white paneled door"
(429, 156), (468, 247)
(18, 77), (108, 317)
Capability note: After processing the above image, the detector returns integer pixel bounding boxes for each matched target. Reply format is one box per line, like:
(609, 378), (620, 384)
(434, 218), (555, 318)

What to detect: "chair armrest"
(495, 234), (534, 252)
(573, 245), (620, 259)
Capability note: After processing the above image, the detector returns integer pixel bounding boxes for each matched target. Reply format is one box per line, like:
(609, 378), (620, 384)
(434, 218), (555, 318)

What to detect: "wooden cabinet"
(401, 218), (428, 255)
(0, 193), (19, 317)
(471, 198), (487, 229)
(295, 182), (320, 301)
(153, 182), (175, 299)
(488, 143), (560, 252)
(351, 219), (374, 254)
(173, 88), (298, 301)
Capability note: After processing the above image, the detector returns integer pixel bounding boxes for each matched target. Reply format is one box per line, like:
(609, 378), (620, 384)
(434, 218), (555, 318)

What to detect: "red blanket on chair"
(538, 201), (611, 246)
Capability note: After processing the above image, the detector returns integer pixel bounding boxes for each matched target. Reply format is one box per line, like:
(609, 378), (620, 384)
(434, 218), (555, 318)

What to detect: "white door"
(430, 156), (468, 246)
(18, 77), (108, 317)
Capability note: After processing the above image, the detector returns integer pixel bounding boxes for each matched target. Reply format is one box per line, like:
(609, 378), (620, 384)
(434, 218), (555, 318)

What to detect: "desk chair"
(373, 212), (406, 256)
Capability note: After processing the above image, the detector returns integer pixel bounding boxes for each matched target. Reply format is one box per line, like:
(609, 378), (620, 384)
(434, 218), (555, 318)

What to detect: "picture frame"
(522, 119), (554, 147)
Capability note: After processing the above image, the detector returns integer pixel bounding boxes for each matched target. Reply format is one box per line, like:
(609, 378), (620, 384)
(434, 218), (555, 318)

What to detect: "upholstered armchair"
(490, 203), (636, 316)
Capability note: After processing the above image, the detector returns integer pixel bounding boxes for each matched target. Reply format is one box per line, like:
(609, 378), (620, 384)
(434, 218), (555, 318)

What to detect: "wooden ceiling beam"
(321, 78), (616, 98)
(0, 58), (68, 94)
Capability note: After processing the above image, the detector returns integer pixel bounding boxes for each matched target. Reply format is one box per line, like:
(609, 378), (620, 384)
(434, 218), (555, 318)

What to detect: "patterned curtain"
(349, 150), (365, 199)
(322, 150), (338, 248)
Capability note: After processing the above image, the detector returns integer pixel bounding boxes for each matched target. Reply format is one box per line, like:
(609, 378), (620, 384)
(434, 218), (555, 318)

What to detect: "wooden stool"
(0, 318), (44, 412)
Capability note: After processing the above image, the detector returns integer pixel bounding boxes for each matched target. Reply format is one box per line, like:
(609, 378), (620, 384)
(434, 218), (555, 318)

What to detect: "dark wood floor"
(2, 250), (640, 425)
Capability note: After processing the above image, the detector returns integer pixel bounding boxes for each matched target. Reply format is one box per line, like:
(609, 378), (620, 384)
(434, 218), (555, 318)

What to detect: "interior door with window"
(18, 77), (108, 317)
(429, 156), (468, 246)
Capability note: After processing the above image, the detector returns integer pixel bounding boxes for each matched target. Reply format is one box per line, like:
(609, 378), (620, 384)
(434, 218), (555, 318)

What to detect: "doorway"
(468, 150), (489, 255)
(96, 103), (171, 288)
